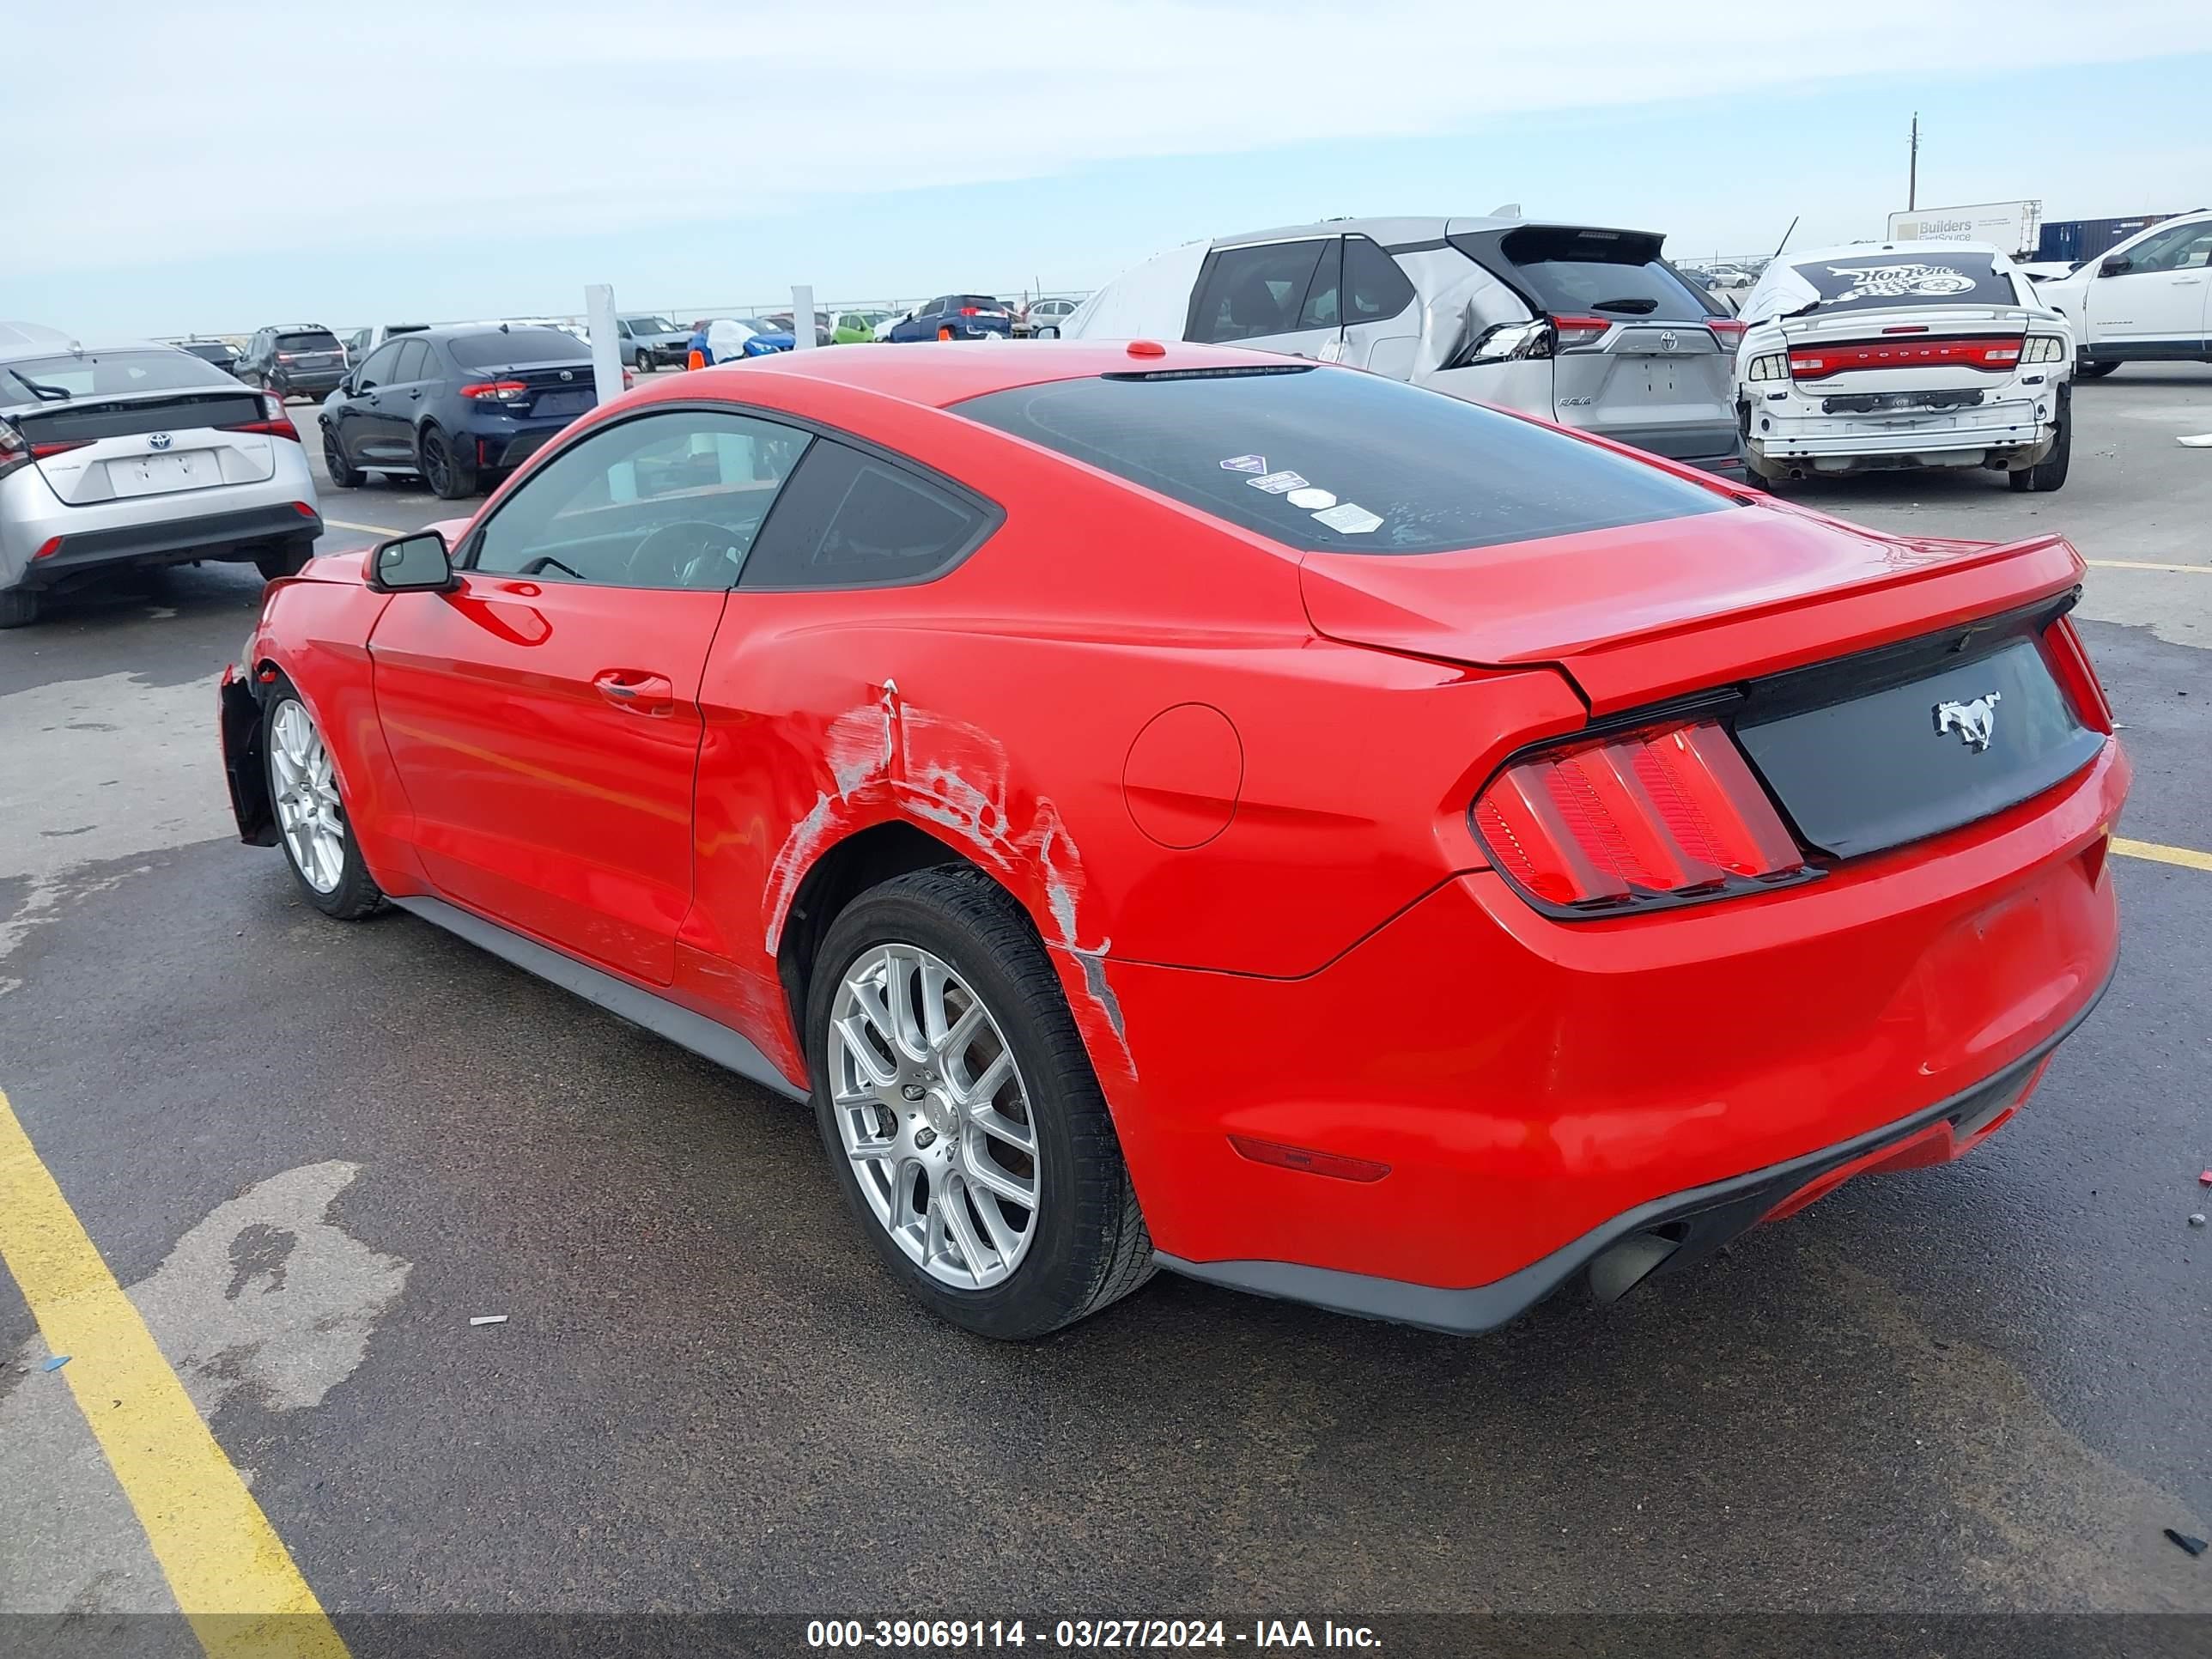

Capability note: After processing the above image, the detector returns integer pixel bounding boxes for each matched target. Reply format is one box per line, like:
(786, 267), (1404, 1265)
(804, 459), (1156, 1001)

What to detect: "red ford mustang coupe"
(218, 341), (2126, 1339)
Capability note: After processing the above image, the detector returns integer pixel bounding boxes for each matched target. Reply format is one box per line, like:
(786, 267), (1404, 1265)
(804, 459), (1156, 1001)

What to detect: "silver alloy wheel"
(828, 942), (1040, 1290)
(270, 700), (345, 894)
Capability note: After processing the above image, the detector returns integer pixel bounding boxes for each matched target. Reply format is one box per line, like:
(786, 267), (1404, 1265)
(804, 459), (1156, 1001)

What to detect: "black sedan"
(318, 325), (618, 500)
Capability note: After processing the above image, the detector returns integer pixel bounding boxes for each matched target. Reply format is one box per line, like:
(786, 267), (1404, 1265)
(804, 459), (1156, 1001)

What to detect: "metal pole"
(791, 284), (816, 349)
(1908, 112), (1918, 212)
(585, 283), (623, 404)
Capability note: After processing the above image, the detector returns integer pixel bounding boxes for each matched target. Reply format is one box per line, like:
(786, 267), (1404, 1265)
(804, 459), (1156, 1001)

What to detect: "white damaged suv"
(1733, 240), (2074, 492)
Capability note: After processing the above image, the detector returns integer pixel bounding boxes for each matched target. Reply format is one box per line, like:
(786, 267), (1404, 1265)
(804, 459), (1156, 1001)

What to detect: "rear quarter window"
(739, 440), (994, 589)
(956, 365), (1726, 556)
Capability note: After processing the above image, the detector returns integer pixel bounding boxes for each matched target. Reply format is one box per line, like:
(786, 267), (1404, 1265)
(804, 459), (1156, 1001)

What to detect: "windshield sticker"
(1246, 470), (1309, 494)
(1312, 502), (1382, 534)
(1285, 487), (1336, 509)
(1218, 453), (1267, 473)
(1820, 263), (1980, 304)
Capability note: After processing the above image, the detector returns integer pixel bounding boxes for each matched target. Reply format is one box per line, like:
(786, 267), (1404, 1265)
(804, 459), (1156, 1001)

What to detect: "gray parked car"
(1066, 215), (1747, 476)
(617, 314), (693, 370)
(1, 338), (322, 627)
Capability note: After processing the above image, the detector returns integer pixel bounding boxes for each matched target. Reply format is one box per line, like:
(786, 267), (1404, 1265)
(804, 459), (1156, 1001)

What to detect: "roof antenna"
(1489, 202), (1522, 221)
(1772, 215), (1801, 258)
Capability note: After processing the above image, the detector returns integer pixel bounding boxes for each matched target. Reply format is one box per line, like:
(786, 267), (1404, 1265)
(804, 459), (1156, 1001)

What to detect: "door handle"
(592, 670), (675, 715)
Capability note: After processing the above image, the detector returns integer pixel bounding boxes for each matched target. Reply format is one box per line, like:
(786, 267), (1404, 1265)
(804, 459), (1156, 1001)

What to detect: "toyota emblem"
(148, 432), (173, 451)
(559, 369), (574, 381)
(1657, 331), (1679, 352)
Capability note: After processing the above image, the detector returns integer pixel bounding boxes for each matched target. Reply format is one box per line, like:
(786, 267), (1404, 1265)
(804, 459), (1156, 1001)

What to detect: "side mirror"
(366, 531), (454, 593)
(2099, 254), (2131, 276)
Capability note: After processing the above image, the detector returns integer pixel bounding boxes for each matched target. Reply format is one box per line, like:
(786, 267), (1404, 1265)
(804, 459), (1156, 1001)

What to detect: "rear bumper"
(1157, 998), (2098, 1332)
(271, 371), (345, 397)
(457, 410), (577, 471)
(1748, 392), (2059, 471)
(1110, 738), (2126, 1325)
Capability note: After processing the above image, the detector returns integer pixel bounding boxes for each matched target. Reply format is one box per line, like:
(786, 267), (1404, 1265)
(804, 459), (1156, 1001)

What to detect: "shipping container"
(2035, 213), (2187, 264)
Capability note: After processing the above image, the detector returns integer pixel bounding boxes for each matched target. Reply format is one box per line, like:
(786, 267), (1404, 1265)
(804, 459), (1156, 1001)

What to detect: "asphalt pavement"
(3, 366), (2210, 1640)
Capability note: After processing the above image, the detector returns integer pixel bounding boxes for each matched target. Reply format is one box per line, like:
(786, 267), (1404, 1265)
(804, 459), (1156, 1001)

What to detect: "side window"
(355, 342), (404, 391)
(2133, 223), (2212, 273)
(1187, 241), (1329, 343)
(1296, 239), (1343, 329)
(470, 410), (810, 591)
(2119, 222), (2206, 274)
(391, 340), (433, 383)
(1346, 236), (1417, 323)
(739, 441), (990, 591)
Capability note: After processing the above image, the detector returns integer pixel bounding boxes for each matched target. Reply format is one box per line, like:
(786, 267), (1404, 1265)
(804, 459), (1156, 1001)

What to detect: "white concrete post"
(586, 284), (623, 404)
(791, 284), (816, 349)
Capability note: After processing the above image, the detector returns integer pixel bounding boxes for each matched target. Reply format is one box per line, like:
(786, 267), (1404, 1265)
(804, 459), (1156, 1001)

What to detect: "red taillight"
(0, 428), (88, 479)
(33, 537), (63, 561)
(1550, 314), (1612, 348)
(275, 352), (297, 362)
(220, 392), (299, 443)
(288, 501), (316, 519)
(1706, 318), (1747, 349)
(2042, 615), (2114, 734)
(958, 307), (981, 316)
(1787, 335), (2027, 381)
(459, 380), (527, 401)
(1472, 719), (1809, 913)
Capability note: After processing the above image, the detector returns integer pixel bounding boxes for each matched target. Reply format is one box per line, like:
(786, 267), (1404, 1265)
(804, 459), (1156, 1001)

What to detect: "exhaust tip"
(1588, 1228), (1684, 1304)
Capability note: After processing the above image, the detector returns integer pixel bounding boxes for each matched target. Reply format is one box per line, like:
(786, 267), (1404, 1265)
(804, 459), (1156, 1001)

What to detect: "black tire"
(2076, 360), (2119, 380)
(2011, 386), (2071, 493)
(418, 423), (476, 500)
(806, 866), (1154, 1340)
(322, 426), (366, 488)
(0, 587), (38, 629)
(253, 540), (315, 582)
(262, 679), (385, 920)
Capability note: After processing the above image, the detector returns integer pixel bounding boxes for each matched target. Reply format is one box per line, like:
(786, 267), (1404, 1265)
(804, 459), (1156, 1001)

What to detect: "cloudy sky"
(7, 0), (2212, 335)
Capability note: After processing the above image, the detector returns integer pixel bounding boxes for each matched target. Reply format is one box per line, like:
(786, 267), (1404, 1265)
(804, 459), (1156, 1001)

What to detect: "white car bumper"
(1746, 392), (2060, 473)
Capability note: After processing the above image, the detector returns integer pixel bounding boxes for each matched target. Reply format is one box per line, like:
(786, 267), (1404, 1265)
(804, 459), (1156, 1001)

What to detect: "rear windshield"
(956, 366), (1725, 556)
(276, 331), (340, 350)
(447, 328), (588, 368)
(3, 349), (235, 402)
(1767, 251), (2018, 316)
(178, 342), (234, 362)
(1474, 227), (1714, 322)
(955, 295), (1004, 310)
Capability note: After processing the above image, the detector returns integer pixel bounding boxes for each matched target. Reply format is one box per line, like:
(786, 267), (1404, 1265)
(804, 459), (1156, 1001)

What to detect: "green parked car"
(831, 308), (897, 344)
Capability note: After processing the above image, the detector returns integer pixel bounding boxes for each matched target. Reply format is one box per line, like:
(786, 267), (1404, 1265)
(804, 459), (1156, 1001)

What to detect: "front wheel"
(418, 424), (476, 500)
(264, 684), (385, 919)
(808, 866), (1154, 1340)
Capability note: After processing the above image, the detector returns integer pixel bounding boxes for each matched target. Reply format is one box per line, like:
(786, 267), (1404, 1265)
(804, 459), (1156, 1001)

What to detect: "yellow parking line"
(2087, 559), (2212, 574)
(2113, 836), (2212, 872)
(320, 518), (403, 538)
(0, 1087), (349, 1659)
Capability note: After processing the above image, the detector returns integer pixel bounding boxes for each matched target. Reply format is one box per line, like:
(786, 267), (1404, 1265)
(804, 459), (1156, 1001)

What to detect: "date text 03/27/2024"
(805, 1620), (1382, 1650)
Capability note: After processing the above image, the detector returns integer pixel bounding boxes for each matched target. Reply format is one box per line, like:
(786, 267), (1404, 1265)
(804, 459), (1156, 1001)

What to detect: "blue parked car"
(319, 325), (611, 500)
(886, 295), (1014, 342)
(707, 319), (797, 360)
